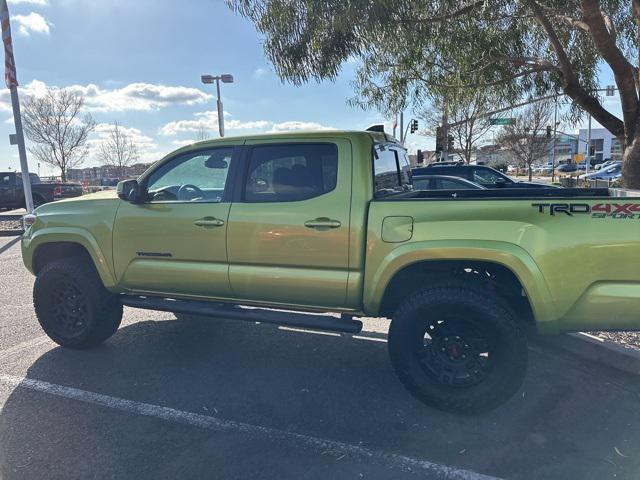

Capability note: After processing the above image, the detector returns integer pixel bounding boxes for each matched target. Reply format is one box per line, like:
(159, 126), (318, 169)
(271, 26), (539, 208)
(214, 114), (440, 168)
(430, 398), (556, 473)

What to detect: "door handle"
(194, 217), (225, 228)
(304, 217), (341, 230)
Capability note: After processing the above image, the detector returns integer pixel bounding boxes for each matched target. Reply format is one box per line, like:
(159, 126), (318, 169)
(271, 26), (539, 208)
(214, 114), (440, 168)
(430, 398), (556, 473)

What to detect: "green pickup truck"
(21, 130), (640, 413)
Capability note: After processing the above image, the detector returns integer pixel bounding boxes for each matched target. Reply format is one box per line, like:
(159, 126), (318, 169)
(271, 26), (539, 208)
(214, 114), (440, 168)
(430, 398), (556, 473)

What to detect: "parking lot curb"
(0, 230), (22, 237)
(537, 332), (640, 376)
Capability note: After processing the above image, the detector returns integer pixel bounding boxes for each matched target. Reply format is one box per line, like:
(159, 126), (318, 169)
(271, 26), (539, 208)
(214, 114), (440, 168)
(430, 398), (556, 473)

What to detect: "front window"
(145, 148), (233, 203)
(373, 144), (412, 196)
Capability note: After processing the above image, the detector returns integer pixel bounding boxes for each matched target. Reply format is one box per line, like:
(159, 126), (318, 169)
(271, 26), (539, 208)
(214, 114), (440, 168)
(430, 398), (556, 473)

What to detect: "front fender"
(364, 240), (556, 323)
(22, 227), (117, 288)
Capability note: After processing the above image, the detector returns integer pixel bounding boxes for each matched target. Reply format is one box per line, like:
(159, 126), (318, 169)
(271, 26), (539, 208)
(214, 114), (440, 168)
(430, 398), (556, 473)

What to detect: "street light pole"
(552, 94), (558, 183)
(201, 73), (234, 138)
(586, 114), (592, 174)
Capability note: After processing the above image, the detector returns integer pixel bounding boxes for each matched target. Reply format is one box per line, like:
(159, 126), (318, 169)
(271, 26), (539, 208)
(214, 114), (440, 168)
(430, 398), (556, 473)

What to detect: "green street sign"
(489, 118), (515, 126)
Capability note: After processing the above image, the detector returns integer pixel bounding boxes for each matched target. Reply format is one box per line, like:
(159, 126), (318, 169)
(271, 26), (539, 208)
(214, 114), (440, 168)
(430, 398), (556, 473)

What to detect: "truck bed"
(384, 187), (611, 200)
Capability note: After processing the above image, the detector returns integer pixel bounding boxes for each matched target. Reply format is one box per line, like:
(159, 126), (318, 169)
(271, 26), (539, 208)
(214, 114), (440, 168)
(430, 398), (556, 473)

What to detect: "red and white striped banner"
(0, 0), (17, 89)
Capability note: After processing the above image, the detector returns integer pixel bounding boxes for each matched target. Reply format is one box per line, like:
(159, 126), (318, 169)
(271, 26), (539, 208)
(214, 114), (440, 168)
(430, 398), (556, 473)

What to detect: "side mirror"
(117, 179), (143, 203)
(495, 178), (507, 188)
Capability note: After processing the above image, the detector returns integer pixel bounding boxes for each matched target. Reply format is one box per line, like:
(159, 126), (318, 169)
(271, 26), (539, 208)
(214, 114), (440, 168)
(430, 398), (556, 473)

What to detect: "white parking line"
(0, 373), (499, 480)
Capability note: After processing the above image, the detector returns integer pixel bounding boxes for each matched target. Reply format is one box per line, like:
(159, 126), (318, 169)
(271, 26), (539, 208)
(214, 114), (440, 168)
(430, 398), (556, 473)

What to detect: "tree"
(196, 125), (211, 141)
(496, 101), (554, 180)
(421, 91), (495, 163)
(97, 122), (139, 179)
(229, 0), (640, 188)
(22, 89), (95, 182)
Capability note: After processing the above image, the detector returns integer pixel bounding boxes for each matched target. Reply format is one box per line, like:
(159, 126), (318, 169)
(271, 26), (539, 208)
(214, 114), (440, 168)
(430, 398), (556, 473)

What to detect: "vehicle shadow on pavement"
(1, 316), (640, 480)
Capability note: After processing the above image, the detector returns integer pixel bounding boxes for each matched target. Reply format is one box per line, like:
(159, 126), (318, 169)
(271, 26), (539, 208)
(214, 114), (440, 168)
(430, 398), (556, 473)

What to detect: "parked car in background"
(0, 172), (83, 210)
(595, 159), (617, 171)
(579, 162), (622, 181)
(412, 175), (486, 191)
(412, 164), (553, 188)
(556, 163), (578, 173)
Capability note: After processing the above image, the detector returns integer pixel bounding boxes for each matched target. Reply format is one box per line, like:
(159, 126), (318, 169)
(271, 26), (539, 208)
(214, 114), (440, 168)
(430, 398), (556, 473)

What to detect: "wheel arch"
(25, 228), (116, 288)
(365, 241), (556, 324)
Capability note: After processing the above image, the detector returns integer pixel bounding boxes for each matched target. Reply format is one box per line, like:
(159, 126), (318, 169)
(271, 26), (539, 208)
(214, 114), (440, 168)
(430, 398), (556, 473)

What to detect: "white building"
(577, 128), (623, 163)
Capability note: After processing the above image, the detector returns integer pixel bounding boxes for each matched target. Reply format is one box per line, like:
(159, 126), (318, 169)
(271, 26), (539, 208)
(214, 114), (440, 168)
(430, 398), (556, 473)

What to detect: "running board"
(120, 295), (363, 334)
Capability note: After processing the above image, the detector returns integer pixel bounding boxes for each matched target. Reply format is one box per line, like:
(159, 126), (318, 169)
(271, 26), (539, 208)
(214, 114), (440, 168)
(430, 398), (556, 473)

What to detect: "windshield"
(372, 144), (412, 196)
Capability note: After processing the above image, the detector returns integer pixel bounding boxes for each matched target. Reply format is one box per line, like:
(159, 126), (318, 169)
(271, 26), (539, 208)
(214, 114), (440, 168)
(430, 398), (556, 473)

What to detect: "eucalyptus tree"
(228, 0), (640, 187)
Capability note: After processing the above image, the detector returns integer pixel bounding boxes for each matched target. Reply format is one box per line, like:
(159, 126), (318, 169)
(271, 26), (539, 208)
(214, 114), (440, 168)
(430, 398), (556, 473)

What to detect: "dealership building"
(577, 127), (623, 163)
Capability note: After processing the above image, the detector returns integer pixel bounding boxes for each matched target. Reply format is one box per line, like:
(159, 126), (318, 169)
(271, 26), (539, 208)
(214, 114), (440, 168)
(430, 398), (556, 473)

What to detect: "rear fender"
(365, 240), (556, 323)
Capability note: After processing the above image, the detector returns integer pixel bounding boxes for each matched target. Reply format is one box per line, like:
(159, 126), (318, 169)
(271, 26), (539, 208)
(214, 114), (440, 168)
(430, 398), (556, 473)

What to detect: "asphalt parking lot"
(1, 236), (640, 479)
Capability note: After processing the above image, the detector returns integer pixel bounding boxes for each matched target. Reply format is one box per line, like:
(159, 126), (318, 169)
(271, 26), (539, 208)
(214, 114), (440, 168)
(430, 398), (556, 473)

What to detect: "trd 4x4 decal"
(532, 202), (640, 219)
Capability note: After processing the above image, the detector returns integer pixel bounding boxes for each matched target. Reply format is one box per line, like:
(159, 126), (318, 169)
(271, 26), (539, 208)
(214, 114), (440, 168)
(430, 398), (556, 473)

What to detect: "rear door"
(227, 139), (352, 309)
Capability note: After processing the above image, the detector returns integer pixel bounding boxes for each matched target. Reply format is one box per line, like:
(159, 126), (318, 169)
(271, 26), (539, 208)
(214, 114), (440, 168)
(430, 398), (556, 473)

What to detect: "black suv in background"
(412, 165), (552, 189)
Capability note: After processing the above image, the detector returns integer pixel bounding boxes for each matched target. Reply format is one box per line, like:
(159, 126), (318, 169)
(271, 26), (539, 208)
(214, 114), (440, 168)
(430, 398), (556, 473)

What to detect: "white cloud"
(159, 111), (333, 136)
(13, 12), (51, 36)
(0, 79), (212, 113)
(253, 67), (268, 79)
(9, 0), (48, 4)
(268, 121), (334, 133)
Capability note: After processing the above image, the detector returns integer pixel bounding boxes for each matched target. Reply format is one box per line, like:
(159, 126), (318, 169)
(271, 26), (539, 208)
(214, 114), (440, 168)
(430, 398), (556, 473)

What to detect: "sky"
(2, 0), (626, 176)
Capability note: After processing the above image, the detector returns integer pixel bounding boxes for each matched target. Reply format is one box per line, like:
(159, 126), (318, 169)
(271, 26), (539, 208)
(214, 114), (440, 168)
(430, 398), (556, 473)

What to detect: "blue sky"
(2, 0), (625, 176)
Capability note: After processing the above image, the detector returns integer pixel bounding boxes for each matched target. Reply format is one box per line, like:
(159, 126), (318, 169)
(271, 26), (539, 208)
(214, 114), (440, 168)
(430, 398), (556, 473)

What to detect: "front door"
(113, 146), (238, 299)
(227, 139), (352, 309)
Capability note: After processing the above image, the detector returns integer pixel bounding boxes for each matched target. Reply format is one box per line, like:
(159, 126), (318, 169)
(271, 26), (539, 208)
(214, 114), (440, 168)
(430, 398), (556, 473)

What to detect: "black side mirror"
(117, 179), (143, 203)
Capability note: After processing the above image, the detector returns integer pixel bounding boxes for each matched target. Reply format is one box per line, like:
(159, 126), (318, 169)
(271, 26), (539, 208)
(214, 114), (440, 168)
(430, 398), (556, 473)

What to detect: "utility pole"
(441, 110), (449, 162)
(399, 111), (404, 144)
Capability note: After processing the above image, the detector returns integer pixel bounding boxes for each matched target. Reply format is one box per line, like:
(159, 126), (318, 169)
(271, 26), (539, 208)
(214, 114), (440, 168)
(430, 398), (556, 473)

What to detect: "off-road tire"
(388, 282), (528, 414)
(34, 257), (123, 349)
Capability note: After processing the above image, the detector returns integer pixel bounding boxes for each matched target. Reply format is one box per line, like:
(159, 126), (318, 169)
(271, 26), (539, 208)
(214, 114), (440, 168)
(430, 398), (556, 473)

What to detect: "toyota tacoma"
(21, 130), (640, 413)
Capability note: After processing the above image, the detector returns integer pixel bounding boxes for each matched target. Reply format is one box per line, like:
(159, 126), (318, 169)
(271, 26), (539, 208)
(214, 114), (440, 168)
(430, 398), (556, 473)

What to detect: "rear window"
(244, 143), (338, 202)
(373, 144), (412, 197)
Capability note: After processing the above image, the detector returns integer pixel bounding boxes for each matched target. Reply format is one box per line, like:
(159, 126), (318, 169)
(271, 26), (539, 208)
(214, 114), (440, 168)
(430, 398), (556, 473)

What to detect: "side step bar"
(121, 295), (363, 334)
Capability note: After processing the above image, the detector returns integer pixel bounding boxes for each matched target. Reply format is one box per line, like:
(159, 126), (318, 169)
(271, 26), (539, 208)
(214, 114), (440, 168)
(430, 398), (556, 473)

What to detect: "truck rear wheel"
(34, 258), (123, 349)
(388, 283), (527, 414)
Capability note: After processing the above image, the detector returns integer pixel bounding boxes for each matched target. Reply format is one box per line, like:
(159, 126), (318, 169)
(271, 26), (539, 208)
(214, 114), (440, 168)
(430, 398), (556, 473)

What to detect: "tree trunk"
(622, 130), (640, 189)
(528, 165), (532, 182)
(60, 168), (66, 183)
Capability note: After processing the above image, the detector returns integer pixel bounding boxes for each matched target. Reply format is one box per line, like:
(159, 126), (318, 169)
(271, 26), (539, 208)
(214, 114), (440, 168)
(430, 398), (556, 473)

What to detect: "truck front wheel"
(34, 258), (123, 349)
(388, 283), (527, 414)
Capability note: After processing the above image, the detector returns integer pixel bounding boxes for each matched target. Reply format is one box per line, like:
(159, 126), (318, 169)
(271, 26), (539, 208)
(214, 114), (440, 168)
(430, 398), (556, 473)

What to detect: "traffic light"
(410, 119), (419, 134)
(589, 146), (595, 156)
(435, 126), (443, 152)
(606, 85), (616, 96)
(416, 149), (424, 164)
(447, 134), (454, 152)
(546, 125), (552, 138)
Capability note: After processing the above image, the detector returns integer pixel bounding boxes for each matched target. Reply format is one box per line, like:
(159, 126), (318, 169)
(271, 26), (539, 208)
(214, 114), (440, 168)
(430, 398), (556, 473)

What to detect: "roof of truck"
(174, 129), (400, 151)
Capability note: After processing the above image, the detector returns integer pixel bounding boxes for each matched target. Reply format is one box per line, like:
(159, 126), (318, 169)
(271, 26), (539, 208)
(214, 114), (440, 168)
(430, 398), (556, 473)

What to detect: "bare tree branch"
(97, 121), (139, 179)
(23, 89), (95, 181)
